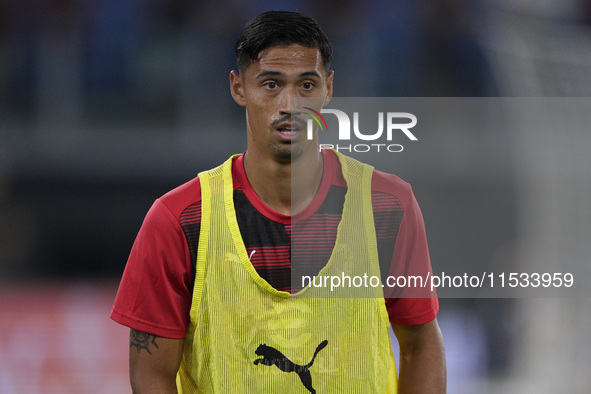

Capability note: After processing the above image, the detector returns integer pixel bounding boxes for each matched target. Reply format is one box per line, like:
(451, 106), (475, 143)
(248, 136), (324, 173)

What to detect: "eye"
(301, 82), (315, 90)
(263, 81), (278, 90)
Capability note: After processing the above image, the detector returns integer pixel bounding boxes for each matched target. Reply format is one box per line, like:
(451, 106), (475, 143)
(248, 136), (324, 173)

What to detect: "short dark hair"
(235, 11), (333, 74)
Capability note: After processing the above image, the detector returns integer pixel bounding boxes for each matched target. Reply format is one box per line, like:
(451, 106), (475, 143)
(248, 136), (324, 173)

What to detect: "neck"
(243, 149), (324, 216)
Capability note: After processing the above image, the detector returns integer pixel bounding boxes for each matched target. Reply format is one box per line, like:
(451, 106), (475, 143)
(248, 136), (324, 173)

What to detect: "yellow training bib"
(177, 151), (397, 393)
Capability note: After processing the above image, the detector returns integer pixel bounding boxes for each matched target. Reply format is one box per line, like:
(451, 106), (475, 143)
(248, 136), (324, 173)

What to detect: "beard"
(269, 139), (309, 163)
(266, 115), (310, 162)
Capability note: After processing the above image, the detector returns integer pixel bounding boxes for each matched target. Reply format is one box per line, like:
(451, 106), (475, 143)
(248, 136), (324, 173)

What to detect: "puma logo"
(253, 340), (328, 393)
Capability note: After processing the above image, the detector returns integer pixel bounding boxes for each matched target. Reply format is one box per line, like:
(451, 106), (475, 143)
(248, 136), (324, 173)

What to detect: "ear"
(323, 70), (334, 106)
(230, 70), (246, 107)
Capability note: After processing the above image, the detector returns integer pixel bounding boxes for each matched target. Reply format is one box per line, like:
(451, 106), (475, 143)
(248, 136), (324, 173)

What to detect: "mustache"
(271, 115), (307, 128)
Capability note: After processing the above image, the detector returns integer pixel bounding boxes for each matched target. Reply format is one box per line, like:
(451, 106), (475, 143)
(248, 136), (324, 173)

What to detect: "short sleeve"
(110, 199), (193, 338)
(384, 187), (439, 326)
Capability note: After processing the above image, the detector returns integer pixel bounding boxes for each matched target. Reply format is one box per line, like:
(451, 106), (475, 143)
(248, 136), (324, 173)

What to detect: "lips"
(277, 128), (299, 135)
(276, 121), (304, 140)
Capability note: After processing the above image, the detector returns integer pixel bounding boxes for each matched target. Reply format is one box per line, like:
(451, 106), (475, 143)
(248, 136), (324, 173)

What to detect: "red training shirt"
(111, 150), (438, 338)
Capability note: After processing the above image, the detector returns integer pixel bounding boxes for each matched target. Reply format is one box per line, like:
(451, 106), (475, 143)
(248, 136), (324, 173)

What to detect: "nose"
(278, 86), (299, 117)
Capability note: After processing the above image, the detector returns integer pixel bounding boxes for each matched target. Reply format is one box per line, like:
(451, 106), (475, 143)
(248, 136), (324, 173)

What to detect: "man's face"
(230, 44), (333, 162)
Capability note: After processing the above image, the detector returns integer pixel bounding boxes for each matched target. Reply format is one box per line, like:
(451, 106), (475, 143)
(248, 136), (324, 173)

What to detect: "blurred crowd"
(2, 0), (591, 127)
(0, 0), (494, 129)
(3, 0), (591, 127)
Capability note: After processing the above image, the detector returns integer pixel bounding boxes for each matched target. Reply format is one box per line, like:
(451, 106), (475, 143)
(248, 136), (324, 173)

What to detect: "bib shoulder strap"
(191, 154), (240, 317)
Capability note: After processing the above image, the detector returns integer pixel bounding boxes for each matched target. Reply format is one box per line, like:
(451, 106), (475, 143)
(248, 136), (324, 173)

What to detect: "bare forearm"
(131, 379), (178, 394)
(129, 329), (184, 394)
(393, 319), (446, 394)
(398, 338), (446, 393)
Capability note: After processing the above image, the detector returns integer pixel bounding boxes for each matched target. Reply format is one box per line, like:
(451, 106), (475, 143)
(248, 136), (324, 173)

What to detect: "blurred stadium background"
(1, 0), (591, 392)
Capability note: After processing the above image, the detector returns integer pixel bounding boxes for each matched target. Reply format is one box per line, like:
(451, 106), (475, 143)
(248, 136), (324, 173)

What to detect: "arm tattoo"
(130, 329), (160, 355)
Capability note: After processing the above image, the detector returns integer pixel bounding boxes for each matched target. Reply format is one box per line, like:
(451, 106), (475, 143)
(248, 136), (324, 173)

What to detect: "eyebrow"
(299, 71), (322, 79)
(255, 70), (322, 79)
(255, 70), (283, 79)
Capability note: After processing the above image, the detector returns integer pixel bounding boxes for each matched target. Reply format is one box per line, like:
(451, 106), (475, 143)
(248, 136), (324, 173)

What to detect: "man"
(112, 10), (445, 393)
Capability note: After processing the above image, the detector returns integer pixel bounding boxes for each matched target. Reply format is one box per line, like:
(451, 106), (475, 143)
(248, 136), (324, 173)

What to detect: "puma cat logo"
(253, 340), (328, 393)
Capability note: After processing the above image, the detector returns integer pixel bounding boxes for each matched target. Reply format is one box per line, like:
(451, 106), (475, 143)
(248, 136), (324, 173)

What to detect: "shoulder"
(157, 176), (202, 220)
(155, 154), (244, 219)
(371, 168), (414, 207)
(327, 150), (414, 205)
